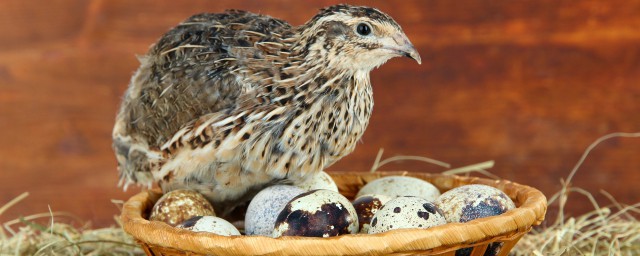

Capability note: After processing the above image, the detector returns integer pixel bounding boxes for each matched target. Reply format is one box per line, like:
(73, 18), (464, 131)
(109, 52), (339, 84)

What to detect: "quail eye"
(356, 23), (371, 36)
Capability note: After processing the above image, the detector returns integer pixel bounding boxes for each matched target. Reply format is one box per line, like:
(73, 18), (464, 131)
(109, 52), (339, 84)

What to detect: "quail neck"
(112, 4), (420, 208)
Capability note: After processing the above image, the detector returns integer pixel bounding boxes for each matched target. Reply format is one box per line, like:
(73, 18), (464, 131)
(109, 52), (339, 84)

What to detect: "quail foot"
(112, 4), (421, 213)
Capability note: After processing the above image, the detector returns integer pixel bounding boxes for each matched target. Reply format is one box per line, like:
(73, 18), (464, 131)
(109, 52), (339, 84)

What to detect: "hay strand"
(369, 148), (451, 172)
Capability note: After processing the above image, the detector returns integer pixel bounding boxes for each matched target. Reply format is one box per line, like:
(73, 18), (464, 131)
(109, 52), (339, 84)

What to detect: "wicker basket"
(121, 171), (547, 255)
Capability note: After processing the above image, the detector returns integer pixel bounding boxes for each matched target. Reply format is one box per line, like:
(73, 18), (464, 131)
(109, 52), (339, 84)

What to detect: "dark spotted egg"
(176, 216), (240, 236)
(435, 184), (516, 223)
(351, 194), (391, 234)
(245, 185), (305, 236)
(356, 176), (441, 201)
(368, 196), (446, 234)
(149, 189), (216, 226)
(273, 189), (359, 237)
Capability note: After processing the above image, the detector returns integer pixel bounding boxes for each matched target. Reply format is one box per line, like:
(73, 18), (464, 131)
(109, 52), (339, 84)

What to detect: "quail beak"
(386, 33), (422, 65)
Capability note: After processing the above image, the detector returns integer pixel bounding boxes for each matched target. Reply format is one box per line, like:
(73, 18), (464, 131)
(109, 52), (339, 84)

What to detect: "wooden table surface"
(1, 0), (639, 228)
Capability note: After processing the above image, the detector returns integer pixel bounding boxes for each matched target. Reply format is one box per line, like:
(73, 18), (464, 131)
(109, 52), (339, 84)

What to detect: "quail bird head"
(113, 4), (421, 213)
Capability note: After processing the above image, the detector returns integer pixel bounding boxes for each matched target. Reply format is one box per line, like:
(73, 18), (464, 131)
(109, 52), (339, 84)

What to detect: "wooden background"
(1, 0), (639, 228)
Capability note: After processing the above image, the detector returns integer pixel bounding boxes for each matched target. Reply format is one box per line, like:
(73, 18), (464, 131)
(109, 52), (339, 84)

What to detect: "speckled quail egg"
(149, 189), (215, 226)
(368, 196), (446, 234)
(273, 189), (359, 237)
(245, 185), (305, 236)
(352, 194), (392, 233)
(176, 216), (240, 236)
(356, 176), (441, 201)
(435, 184), (516, 224)
(294, 171), (339, 192)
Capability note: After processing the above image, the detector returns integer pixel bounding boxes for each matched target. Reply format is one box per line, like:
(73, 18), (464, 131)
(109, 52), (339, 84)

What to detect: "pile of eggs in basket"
(149, 172), (516, 239)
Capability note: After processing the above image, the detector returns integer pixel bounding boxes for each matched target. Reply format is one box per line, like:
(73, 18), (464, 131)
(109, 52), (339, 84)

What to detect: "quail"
(112, 4), (421, 211)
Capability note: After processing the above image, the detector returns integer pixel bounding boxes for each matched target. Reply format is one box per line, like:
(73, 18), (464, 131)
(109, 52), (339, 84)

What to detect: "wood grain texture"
(1, 0), (639, 228)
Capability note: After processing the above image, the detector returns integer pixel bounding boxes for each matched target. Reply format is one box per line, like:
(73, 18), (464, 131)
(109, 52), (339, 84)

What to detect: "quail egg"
(245, 185), (305, 236)
(177, 216), (240, 236)
(356, 176), (441, 201)
(435, 184), (515, 223)
(436, 185), (515, 256)
(368, 196), (446, 234)
(352, 194), (392, 233)
(273, 189), (359, 237)
(149, 189), (215, 226)
(294, 171), (339, 192)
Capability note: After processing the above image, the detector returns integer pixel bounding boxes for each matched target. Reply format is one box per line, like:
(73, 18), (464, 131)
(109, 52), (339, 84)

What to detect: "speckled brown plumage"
(112, 4), (420, 209)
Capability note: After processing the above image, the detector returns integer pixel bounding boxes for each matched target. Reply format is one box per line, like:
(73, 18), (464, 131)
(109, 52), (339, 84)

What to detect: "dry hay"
(0, 196), (143, 255)
(514, 190), (640, 255)
(1, 132), (639, 255)
(511, 132), (640, 256)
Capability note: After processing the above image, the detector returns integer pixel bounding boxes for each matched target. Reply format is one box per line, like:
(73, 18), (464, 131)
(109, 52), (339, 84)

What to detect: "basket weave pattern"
(121, 172), (547, 255)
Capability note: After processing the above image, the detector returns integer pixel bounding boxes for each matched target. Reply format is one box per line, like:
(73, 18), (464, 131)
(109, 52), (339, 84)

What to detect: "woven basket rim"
(121, 171), (547, 255)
